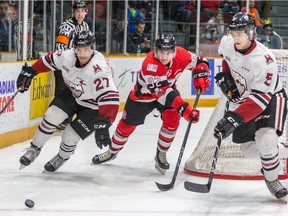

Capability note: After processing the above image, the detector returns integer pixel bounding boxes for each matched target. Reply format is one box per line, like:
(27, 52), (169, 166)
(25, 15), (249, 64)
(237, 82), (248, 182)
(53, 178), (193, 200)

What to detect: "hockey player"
(92, 33), (211, 175)
(54, 0), (90, 93)
(16, 31), (119, 172)
(214, 12), (288, 200)
(54, 0), (90, 130)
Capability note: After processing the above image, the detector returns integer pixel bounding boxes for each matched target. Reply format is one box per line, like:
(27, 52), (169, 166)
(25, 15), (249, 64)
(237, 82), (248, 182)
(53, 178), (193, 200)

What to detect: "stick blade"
(155, 181), (174, 191)
(184, 181), (210, 193)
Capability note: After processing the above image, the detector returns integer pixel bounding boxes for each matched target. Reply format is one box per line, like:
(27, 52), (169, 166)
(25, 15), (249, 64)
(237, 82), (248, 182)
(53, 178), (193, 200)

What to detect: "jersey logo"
(64, 77), (84, 98)
(93, 64), (102, 73)
(232, 70), (247, 96)
(264, 54), (274, 65)
(147, 64), (158, 72)
(166, 69), (172, 77)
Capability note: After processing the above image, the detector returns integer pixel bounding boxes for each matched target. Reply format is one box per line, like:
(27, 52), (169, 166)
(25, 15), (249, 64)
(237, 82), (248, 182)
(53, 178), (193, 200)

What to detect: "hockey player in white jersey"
(16, 31), (119, 172)
(214, 12), (288, 201)
(54, 0), (90, 129)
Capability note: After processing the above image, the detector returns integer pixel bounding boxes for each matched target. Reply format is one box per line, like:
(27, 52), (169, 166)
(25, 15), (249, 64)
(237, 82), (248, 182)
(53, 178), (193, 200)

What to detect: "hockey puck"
(25, 199), (35, 208)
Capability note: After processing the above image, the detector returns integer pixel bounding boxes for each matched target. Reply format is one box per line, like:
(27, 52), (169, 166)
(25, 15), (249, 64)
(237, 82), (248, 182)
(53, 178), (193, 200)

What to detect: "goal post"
(184, 49), (288, 180)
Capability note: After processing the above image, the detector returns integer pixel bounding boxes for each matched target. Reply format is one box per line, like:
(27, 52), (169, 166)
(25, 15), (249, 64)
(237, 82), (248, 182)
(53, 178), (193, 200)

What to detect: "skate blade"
(42, 169), (52, 173)
(278, 196), (288, 204)
(155, 162), (166, 175)
(19, 164), (27, 170)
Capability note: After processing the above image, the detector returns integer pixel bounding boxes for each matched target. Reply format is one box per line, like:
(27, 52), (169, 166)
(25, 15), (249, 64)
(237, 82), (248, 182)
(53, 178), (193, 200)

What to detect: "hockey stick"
(0, 86), (22, 116)
(184, 92), (232, 193)
(155, 88), (201, 191)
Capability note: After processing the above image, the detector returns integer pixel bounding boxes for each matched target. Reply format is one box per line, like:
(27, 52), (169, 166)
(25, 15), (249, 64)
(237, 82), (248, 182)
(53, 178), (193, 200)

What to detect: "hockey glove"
(94, 117), (112, 149)
(182, 105), (200, 123)
(192, 60), (210, 93)
(179, 103), (200, 123)
(17, 63), (36, 93)
(172, 96), (200, 123)
(215, 72), (240, 99)
(214, 111), (243, 139)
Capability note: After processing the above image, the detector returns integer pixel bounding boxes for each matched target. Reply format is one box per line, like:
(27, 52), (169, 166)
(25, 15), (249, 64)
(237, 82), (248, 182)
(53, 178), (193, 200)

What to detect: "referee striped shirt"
(55, 17), (90, 51)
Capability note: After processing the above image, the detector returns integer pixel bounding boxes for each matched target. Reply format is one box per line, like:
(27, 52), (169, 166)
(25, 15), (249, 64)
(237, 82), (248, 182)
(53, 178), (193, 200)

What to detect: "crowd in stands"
(172, 0), (282, 49)
(0, 0), (284, 59)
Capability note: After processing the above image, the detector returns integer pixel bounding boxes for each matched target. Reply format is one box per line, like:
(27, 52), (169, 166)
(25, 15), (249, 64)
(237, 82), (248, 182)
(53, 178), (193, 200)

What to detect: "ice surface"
(0, 108), (287, 216)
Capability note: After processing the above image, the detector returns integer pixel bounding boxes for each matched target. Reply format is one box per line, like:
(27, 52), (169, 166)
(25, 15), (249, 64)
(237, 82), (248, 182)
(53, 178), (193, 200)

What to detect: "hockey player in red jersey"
(16, 31), (119, 172)
(214, 12), (288, 200)
(92, 33), (210, 175)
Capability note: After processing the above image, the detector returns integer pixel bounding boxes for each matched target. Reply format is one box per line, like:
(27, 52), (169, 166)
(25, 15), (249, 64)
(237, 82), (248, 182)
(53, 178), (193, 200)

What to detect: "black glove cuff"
(22, 65), (37, 76)
(225, 111), (243, 127)
(214, 72), (239, 99)
(177, 103), (189, 117)
(94, 117), (111, 129)
(196, 57), (209, 67)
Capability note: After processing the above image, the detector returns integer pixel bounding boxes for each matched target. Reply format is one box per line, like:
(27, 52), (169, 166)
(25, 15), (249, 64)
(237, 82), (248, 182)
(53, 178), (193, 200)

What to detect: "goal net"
(184, 49), (288, 180)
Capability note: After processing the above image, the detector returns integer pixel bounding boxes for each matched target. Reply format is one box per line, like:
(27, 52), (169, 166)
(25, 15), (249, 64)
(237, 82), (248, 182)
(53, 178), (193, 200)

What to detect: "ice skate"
(44, 154), (68, 172)
(154, 149), (170, 175)
(92, 149), (117, 164)
(265, 178), (288, 202)
(19, 144), (41, 170)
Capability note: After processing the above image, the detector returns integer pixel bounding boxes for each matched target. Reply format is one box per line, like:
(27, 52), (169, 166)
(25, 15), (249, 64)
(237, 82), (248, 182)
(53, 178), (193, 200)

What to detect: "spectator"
(111, 19), (125, 53)
(220, 0), (240, 13)
(127, 0), (144, 33)
(257, 18), (282, 49)
(9, 1), (41, 60)
(111, 19), (134, 55)
(128, 19), (150, 54)
(241, 0), (262, 27)
(94, 1), (107, 51)
(257, 0), (271, 20)
(139, 8), (147, 22)
(175, 1), (197, 22)
(201, 0), (221, 17)
(137, 0), (152, 33)
(204, 11), (225, 43)
(0, 0), (11, 51)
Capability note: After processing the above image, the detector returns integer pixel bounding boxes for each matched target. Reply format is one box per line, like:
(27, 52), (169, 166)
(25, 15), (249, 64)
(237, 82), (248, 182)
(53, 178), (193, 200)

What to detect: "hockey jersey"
(32, 49), (119, 123)
(130, 46), (199, 106)
(218, 35), (283, 122)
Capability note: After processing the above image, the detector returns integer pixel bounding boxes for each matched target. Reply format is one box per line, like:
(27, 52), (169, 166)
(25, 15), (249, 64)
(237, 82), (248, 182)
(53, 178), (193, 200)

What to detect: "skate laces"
(23, 146), (40, 161)
(158, 151), (168, 163)
(266, 179), (285, 193)
(98, 150), (112, 161)
(49, 155), (65, 167)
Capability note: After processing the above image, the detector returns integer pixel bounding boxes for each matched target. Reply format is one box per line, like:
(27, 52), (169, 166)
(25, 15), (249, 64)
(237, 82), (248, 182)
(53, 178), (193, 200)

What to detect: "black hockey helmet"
(229, 12), (255, 30)
(73, 0), (86, 10)
(229, 12), (256, 39)
(155, 33), (176, 51)
(74, 31), (95, 48)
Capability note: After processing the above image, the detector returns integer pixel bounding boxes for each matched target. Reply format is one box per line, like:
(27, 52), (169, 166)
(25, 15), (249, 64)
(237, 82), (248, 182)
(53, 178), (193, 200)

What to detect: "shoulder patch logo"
(147, 64), (158, 72)
(264, 54), (274, 65)
(93, 64), (102, 73)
